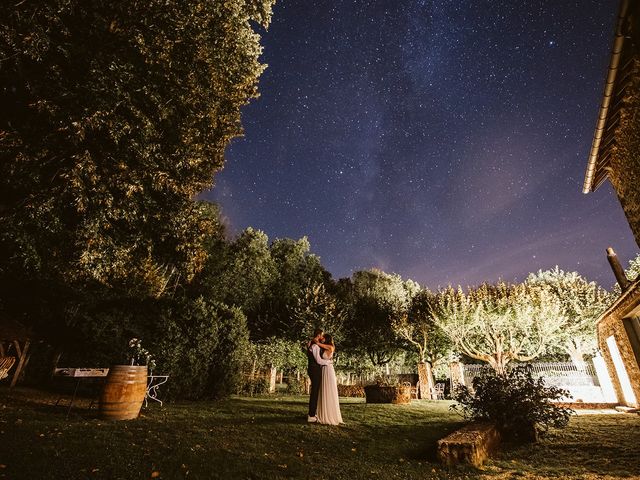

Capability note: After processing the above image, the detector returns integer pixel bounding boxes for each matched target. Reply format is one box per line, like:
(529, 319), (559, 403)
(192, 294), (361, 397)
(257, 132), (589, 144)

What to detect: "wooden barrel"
(99, 365), (148, 420)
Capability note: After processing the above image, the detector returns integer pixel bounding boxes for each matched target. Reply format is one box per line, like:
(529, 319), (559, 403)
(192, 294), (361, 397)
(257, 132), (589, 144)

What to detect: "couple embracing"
(306, 328), (343, 425)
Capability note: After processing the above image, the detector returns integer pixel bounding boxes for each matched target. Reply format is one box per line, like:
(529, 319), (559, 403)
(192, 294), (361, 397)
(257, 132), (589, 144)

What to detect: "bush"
(150, 297), (250, 400)
(451, 366), (573, 442)
(286, 377), (306, 395)
(206, 304), (251, 397)
(237, 376), (270, 396)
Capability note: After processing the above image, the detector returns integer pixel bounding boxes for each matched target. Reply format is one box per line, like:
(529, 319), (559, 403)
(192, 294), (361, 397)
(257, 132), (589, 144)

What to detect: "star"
(202, 0), (637, 288)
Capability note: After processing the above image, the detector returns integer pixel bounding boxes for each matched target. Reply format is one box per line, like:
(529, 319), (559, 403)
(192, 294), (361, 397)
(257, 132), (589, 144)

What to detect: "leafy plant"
(286, 378), (306, 395)
(451, 365), (573, 442)
(150, 297), (251, 400)
(128, 338), (156, 370)
(237, 376), (270, 396)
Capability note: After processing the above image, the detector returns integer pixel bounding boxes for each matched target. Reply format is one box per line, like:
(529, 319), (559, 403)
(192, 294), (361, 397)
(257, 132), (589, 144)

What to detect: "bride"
(314, 334), (343, 425)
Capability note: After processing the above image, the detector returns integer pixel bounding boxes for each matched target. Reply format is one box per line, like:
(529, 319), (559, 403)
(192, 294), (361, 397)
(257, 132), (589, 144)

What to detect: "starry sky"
(202, 0), (639, 289)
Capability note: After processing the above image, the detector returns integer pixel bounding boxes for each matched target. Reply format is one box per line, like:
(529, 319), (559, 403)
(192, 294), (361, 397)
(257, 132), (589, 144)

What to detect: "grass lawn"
(1, 388), (639, 480)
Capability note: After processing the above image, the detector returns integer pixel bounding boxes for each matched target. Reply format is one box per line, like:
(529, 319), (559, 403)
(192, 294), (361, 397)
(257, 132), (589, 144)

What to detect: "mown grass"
(1, 388), (639, 480)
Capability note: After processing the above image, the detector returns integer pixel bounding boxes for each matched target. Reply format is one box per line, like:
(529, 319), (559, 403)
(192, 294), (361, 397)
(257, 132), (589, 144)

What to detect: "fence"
(459, 361), (608, 403)
(461, 362), (599, 388)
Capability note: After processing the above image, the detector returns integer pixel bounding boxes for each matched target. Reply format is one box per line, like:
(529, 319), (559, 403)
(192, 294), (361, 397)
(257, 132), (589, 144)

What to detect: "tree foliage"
(432, 282), (566, 373)
(258, 237), (330, 339)
(392, 289), (452, 366)
(346, 269), (415, 366)
(198, 227), (276, 315)
(292, 281), (346, 342)
(625, 253), (640, 282)
(253, 336), (306, 372)
(526, 267), (610, 366)
(0, 0), (275, 323)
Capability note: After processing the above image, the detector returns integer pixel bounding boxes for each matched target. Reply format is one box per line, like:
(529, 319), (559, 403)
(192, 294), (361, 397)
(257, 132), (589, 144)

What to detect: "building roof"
(584, 0), (638, 193)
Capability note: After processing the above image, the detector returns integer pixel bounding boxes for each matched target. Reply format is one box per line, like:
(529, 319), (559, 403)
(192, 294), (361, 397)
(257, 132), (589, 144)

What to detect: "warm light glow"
(606, 335), (637, 406)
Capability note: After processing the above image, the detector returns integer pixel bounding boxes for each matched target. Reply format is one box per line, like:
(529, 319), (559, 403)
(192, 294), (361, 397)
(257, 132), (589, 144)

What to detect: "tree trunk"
(417, 362), (434, 399)
(449, 361), (465, 387)
(269, 366), (277, 393)
(491, 356), (509, 375)
(566, 341), (586, 371)
(250, 358), (257, 381)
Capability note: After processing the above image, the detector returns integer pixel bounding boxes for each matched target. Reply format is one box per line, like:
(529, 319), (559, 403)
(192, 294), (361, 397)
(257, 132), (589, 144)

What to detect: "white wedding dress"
(316, 351), (343, 425)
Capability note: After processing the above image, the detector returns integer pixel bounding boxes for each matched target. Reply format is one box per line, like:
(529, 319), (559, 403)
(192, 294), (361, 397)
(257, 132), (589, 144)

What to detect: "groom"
(306, 328), (332, 423)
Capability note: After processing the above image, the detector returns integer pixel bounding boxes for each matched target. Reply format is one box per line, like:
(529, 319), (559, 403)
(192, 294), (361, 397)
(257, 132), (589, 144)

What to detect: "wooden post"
(607, 247), (630, 291)
(50, 350), (63, 380)
(269, 366), (277, 393)
(449, 361), (465, 390)
(417, 362), (434, 399)
(10, 340), (30, 388)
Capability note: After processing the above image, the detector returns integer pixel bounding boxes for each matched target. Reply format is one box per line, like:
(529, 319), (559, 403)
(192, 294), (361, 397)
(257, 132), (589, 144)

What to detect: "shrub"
(150, 297), (250, 400)
(451, 366), (573, 442)
(206, 304), (251, 398)
(237, 376), (270, 396)
(286, 377), (306, 395)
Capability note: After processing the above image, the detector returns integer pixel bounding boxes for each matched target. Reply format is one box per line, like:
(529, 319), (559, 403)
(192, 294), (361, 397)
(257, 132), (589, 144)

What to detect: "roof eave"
(583, 0), (631, 194)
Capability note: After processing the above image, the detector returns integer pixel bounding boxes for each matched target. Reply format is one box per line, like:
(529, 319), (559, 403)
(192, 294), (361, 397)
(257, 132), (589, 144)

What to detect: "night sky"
(202, 0), (639, 289)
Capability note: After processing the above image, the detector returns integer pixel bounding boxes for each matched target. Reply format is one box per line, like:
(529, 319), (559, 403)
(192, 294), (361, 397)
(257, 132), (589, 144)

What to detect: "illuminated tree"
(292, 281), (346, 342)
(432, 282), (566, 374)
(199, 227), (277, 315)
(526, 267), (610, 367)
(626, 254), (640, 281)
(392, 289), (452, 398)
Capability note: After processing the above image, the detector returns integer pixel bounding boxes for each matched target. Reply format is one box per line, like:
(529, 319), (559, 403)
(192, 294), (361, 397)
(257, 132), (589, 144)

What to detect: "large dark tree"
(0, 1), (274, 335)
(257, 237), (331, 339)
(197, 226), (276, 316)
(345, 269), (414, 368)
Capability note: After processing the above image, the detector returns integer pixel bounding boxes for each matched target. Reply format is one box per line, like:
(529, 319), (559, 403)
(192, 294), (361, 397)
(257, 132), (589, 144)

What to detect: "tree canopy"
(346, 269), (416, 366)
(432, 282), (566, 373)
(0, 0), (275, 327)
(526, 267), (610, 366)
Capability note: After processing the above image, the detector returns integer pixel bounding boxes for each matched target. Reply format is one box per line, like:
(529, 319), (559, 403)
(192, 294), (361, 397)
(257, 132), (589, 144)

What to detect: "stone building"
(584, 0), (640, 407)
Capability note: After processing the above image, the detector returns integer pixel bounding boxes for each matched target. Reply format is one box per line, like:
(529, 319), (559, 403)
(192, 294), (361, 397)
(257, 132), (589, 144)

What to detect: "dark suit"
(306, 344), (322, 417)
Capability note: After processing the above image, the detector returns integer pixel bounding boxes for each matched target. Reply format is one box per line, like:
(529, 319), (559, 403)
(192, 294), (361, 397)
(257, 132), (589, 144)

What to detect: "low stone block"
(437, 422), (500, 467)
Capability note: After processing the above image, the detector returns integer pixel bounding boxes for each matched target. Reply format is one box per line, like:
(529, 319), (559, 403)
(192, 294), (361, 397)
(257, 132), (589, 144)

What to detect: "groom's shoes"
(307, 416), (318, 423)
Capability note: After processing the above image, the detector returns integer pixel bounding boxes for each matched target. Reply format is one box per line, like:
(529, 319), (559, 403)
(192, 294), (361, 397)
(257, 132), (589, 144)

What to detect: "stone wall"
(608, 59), (640, 248)
(597, 283), (640, 407)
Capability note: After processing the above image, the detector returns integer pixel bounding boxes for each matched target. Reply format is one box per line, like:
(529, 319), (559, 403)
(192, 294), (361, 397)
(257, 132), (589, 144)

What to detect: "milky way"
(201, 0), (639, 289)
